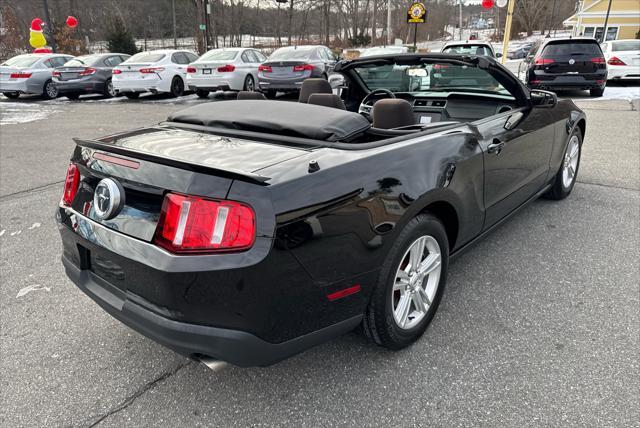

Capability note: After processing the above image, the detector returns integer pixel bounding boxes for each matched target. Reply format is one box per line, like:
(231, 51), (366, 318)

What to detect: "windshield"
(354, 61), (511, 97)
(199, 50), (238, 61)
(64, 55), (103, 66)
(124, 52), (165, 64)
(612, 40), (640, 52)
(442, 45), (493, 56)
(269, 47), (314, 60)
(2, 55), (41, 68)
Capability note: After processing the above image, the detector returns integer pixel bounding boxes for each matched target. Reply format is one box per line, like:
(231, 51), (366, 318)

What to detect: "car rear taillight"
(154, 193), (255, 254)
(590, 57), (606, 64)
(112, 69), (122, 74)
(258, 65), (272, 72)
(293, 64), (314, 72)
(217, 64), (236, 72)
(433, 64), (449, 70)
(140, 67), (164, 73)
(187, 66), (197, 73)
(79, 67), (96, 76)
(607, 56), (626, 66)
(534, 58), (555, 65)
(52, 71), (61, 77)
(61, 163), (80, 206)
(10, 72), (32, 79)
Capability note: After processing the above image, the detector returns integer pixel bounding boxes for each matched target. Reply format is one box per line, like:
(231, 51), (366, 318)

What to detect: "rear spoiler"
(73, 138), (271, 185)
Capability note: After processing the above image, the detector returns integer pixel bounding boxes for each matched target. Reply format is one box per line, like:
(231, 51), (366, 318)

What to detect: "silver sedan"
(0, 53), (75, 99)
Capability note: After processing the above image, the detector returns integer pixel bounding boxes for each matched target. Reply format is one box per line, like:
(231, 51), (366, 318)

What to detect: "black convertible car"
(57, 54), (586, 367)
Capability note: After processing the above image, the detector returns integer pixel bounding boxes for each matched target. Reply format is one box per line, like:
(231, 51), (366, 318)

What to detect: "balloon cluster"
(29, 15), (79, 53)
(482, 0), (494, 9)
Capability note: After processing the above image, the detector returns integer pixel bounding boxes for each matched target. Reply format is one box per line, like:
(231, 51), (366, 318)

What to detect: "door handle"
(487, 139), (505, 155)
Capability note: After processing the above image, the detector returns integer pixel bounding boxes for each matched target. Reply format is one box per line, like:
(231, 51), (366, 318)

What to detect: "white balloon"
(497, 0), (508, 7)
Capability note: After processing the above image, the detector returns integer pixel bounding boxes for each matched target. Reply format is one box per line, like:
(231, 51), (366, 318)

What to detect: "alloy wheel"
(107, 80), (116, 97)
(562, 135), (580, 188)
(245, 76), (254, 91)
(46, 82), (58, 99)
(391, 235), (442, 330)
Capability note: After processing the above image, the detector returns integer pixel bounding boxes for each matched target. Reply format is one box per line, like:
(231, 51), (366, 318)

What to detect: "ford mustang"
(57, 53), (586, 367)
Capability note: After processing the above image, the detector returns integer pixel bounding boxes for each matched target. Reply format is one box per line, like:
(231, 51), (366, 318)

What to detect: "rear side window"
(542, 41), (602, 57)
(184, 52), (198, 63)
(613, 40), (640, 52)
(104, 56), (123, 67)
(254, 50), (267, 62)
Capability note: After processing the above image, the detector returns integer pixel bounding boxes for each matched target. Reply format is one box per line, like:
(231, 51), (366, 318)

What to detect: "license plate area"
(203, 68), (212, 74)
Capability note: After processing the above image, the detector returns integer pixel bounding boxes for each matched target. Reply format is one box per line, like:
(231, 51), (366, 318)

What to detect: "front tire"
(363, 214), (449, 350)
(590, 87), (604, 97)
(124, 92), (140, 99)
(170, 76), (185, 97)
(3, 92), (20, 99)
(65, 93), (80, 100)
(42, 79), (58, 99)
(545, 127), (582, 200)
(265, 89), (277, 99)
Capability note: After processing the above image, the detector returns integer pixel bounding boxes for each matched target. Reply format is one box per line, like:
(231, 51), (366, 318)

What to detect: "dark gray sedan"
(53, 53), (130, 99)
(257, 45), (337, 97)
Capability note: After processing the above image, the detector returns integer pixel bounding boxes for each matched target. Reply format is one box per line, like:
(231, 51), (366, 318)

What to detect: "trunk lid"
(261, 60), (310, 78)
(54, 66), (87, 81)
(68, 126), (307, 241)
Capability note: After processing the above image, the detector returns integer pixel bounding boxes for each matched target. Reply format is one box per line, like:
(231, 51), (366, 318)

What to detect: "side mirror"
(496, 52), (503, 58)
(530, 89), (557, 108)
(525, 54), (534, 63)
(328, 73), (346, 89)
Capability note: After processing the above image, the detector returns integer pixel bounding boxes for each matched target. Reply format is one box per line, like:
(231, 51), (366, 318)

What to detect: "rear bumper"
(63, 256), (361, 367)
(0, 80), (30, 94)
(113, 77), (170, 94)
(258, 76), (308, 92)
(54, 79), (104, 94)
(529, 72), (607, 90)
(187, 75), (244, 91)
(607, 65), (640, 80)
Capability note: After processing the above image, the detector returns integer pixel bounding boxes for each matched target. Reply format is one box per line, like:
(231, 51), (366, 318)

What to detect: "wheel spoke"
(395, 294), (412, 327)
(412, 290), (427, 313)
(419, 253), (441, 276)
(569, 142), (579, 160)
(417, 286), (432, 308)
(409, 237), (425, 272)
(568, 164), (575, 178)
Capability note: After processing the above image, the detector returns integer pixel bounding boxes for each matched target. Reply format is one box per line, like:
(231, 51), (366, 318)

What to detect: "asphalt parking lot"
(1, 89), (638, 427)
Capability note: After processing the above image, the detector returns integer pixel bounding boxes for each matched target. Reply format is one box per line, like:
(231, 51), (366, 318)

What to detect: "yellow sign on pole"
(407, 3), (427, 24)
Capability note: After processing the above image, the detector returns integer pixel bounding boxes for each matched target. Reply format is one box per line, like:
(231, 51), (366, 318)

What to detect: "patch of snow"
(0, 101), (60, 126)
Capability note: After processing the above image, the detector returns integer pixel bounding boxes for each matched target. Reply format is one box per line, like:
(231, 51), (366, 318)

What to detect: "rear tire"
(3, 92), (19, 99)
(362, 214), (449, 350)
(590, 87), (604, 97)
(196, 89), (209, 98)
(544, 127), (582, 200)
(65, 93), (80, 100)
(42, 79), (58, 99)
(103, 78), (116, 98)
(170, 76), (185, 97)
(243, 75), (255, 91)
(124, 92), (140, 99)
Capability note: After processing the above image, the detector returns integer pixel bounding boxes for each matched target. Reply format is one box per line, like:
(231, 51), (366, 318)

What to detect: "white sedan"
(601, 39), (640, 81)
(112, 49), (198, 98)
(186, 48), (267, 98)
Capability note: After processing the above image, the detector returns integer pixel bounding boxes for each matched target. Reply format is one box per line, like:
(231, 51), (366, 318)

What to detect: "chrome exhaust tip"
(197, 355), (228, 372)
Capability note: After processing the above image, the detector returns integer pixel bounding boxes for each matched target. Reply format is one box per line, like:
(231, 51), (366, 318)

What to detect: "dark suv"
(523, 37), (607, 97)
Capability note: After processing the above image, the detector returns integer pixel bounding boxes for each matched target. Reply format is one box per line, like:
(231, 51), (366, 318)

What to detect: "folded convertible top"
(168, 100), (371, 142)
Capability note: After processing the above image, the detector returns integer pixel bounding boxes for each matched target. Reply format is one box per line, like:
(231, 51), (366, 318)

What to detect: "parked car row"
(0, 45), (340, 101)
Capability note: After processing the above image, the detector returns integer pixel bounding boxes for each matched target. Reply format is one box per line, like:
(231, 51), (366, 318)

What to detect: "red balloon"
(482, 0), (494, 9)
(66, 15), (78, 28)
(31, 18), (43, 31)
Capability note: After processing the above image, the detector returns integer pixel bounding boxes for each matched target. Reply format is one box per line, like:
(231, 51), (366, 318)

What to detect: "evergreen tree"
(106, 17), (138, 55)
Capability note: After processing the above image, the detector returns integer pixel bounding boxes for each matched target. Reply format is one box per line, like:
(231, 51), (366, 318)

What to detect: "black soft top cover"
(168, 100), (371, 142)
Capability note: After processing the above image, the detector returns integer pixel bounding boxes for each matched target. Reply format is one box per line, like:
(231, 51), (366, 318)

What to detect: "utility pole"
(500, 0), (515, 65)
(601, 0), (613, 42)
(42, 0), (57, 52)
(459, 0), (463, 41)
(547, 0), (557, 37)
(386, 0), (392, 46)
(172, 0), (177, 49)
